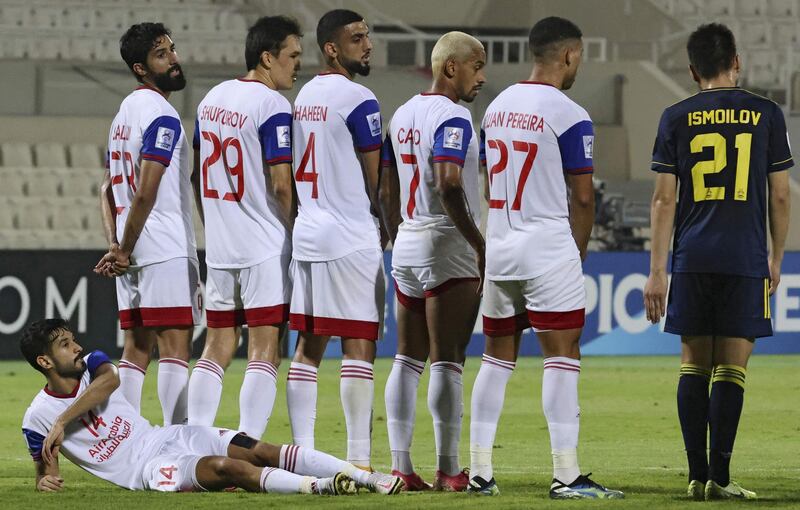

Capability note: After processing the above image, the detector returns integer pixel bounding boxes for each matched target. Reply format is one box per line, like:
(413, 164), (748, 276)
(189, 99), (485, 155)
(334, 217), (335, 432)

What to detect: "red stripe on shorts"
(394, 285), (425, 314)
(140, 306), (194, 327)
(424, 277), (480, 298)
(483, 312), (529, 337)
(289, 314), (379, 341)
(206, 309), (246, 328)
(119, 308), (143, 329)
(244, 304), (289, 327)
(527, 309), (585, 330)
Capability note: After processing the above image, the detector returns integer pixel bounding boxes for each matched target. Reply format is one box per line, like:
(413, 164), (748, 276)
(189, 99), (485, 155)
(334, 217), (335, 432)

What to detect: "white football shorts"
(392, 251), (480, 314)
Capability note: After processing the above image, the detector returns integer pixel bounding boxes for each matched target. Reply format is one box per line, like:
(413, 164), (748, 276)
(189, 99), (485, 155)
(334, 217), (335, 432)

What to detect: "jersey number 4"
(486, 139), (538, 210)
(201, 131), (244, 202)
(295, 132), (319, 198)
(690, 132), (752, 202)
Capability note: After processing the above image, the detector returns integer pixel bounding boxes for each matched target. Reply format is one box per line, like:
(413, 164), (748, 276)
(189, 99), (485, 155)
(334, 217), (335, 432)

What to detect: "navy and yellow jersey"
(651, 87), (793, 277)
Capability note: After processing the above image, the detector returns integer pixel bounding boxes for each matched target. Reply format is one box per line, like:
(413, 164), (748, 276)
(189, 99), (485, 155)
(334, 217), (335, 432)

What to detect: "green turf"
(1, 356), (799, 509)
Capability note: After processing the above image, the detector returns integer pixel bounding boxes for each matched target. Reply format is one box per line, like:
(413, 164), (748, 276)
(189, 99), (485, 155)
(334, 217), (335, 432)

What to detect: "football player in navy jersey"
(645, 23), (792, 501)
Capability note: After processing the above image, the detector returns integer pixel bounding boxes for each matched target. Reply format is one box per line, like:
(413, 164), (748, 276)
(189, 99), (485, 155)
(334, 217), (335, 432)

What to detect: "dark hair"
(528, 16), (583, 60)
(687, 23), (737, 80)
(316, 9), (363, 52)
(19, 319), (71, 373)
(245, 15), (303, 71)
(120, 22), (172, 82)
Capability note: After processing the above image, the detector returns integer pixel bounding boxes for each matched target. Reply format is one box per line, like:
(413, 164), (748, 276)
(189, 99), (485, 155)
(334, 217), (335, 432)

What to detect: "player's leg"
(340, 337), (376, 468)
(237, 255), (290, 438)
(188, 266), (242, 427)
(426, 276), (480, 491)
(141, 257), (200, 426)
(678, 335), (713, 499)
(469, 279), (525, 495)
(116, 267), (153, 412)
(385, 268), (429, 489)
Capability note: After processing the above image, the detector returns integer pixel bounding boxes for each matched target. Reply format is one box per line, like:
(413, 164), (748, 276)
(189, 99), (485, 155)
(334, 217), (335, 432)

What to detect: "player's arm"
(114, 160), (166, 267)
(767, 170), (790, 294)
(191, 147), (204, 225)
(644, 172), (677, 323)
(34, 457), (62, 492)
(566, 173), (595, 261)
(377, 134), (401, 244)
(41, 360), (119, 465)
(95, 166), (119, 277)
(268, 162), (297, 230)
(358, 148), (389, 241)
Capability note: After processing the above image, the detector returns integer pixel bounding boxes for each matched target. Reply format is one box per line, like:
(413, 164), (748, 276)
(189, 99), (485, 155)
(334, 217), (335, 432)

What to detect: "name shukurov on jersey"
(194, 78), (293, 269)
(382, 93), (481, 266)
(291, 73), (383, 262)
(481, 82), (594, 281)
(651, 87), (793, 277)
(106, 85), (196, 267)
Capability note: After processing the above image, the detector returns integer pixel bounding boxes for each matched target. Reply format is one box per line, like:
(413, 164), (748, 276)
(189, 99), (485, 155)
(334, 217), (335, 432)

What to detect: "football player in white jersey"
(95, 23), (198, 427)
(186, 16), (301, 440)
(379, 32), (486, 492)
(20, 319), (404, 494)
(466, 18), (623, 499)
(287, 9), (387, 469)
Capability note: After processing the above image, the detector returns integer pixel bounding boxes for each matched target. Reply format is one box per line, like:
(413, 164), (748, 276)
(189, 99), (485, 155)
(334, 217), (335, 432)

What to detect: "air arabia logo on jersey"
(155, 127), (175, 151)
(444, 127), (464, 150)
(277, 125), (291, 148)
(583, 135), (594, 159)
(367, 112), (382, 137)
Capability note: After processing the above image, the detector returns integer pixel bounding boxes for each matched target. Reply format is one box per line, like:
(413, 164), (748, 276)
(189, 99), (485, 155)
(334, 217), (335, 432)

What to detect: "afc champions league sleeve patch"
(583, 135), (594, 159)
(443, 126), (464, 150)
(277, 125), (291, 148)
(367, 112), (382, 137)
(155, 126), (176, 151)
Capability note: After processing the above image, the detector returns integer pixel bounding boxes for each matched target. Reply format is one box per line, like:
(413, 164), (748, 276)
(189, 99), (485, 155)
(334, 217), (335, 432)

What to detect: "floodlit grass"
(2, 355), (799, 509)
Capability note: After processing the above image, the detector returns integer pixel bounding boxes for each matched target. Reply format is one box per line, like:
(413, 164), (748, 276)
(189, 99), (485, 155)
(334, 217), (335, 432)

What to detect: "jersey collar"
(518, 81), (557, 87)
(135, 83), (167, 98)
(43, 380), (80, 399)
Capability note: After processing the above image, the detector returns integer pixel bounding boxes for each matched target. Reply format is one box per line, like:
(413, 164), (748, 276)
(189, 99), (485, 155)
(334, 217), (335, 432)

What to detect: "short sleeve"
(345, 99), (382, 152)
(479, 128), (487, 166)
(768, 103), (794, 172)
(381, 133), (395, 168)
(193, 118), (200, 150)
(86, 350), (112, 380)
(432, 117), (474, 167)
(258, 112), (293, 165)
(22, 428), (45, 462)
(141, 115), (183, 167)
(558, 120), (594, 175)
(651, 110), (677, 174)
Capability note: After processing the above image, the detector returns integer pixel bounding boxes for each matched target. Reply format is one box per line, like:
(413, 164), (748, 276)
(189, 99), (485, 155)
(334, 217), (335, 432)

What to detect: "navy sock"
(708, 365), (746, 487)
(677, 364), (711, 483)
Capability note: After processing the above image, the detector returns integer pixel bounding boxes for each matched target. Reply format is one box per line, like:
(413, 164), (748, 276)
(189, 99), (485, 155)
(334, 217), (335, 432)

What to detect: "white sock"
(277, 444), (372, 486)
(542, 356), (581, 484)
(158, 358), (189, 425)
(429, 361), (463, 476)
(118, 359), (146, 413)
(385, 355), (425, 474)
(286, 362), (318, 448)
(470, 354), (515, 481)
(187, 358), (224, 427)
(340, 360), (374, 466)
(238, 360), (278, 439)
(259, 466), (313, 494)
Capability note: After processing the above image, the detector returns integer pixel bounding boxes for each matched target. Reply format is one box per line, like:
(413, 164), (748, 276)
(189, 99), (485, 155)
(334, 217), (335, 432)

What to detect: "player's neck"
(697, 75), (737, 90)
(527, 67), (564, 90)
(45, 373), (80, 396)
(323, 62), (354, 81)
(244, 68), (277, 90)
(427, 78), (459, 103)
(140, 79), (170, 99)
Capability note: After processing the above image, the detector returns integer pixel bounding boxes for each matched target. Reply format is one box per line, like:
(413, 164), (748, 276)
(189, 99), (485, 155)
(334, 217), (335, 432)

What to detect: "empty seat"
(773, 22), (799, 47)
(13, 199), (50, 229)
(51, 206), (85, 230)
(69, 143), (103, 168)
(85, 205), (107, 232)
(739, 21), (771, 48)
(735, 0), (766, 17)
(60, 171), (99, 198)
(1, 142), (33, 167)
(76, 230), (107, 249)
(35, 142), (67, 167)
(705, 0), (734, 16)
(0, 168), (26, 197)
(23, 169), (62, 198)
(769, 0), (798, 17)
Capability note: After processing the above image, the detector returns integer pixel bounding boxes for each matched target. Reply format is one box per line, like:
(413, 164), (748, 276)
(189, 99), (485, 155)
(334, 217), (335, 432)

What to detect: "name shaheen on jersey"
(291, 73), (383, 262)
(382, 92), (481, 266)
(651, 87), (793, 277)
(106, 85), (196, 267)
(194, 78), (294, 269)
(482, 82), (594, 280)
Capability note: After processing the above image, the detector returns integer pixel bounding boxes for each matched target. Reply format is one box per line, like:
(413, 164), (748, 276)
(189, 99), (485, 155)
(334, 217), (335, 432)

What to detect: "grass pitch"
(1, 355), (799, 509)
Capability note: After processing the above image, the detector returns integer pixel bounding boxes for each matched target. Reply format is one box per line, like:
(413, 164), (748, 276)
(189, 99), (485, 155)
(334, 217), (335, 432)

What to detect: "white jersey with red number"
(21, 351), (156, 489)
(291, 73), (383, 262)
(194, 78), (293, 269)
(383, 93), (481, 266)
(481, 82), (594, 280)
(107, 85), (196, 267)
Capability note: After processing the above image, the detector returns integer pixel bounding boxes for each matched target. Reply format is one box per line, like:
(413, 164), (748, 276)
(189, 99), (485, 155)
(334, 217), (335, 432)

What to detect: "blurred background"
(1, 0), (799, 357)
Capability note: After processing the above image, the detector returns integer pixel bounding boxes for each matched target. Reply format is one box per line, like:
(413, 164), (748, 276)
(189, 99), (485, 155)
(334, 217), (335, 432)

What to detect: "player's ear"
(688, 64), (701, 85)
(36, 354), (53, 372)
(733, 54), (741, 74)
(260, 50), (272, 70)
(132, 62), (148, 80)
(444, 58), (456, 78)
(323, 41), (338, 62)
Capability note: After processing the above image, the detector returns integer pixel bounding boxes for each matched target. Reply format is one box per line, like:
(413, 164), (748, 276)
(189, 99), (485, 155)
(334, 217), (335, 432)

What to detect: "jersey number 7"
(486, 139), (538, 210)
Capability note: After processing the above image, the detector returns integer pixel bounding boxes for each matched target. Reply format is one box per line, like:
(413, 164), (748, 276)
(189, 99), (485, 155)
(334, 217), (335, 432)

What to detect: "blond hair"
(430, 31), (484, 76)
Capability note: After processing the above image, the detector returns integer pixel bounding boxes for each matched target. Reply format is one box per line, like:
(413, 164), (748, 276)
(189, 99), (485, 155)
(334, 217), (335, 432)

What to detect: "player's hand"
(36, 474), (64, 492)
(42, 419), (64, 465)
(644, 271), (668, 324)
(768, 255), (781, 295)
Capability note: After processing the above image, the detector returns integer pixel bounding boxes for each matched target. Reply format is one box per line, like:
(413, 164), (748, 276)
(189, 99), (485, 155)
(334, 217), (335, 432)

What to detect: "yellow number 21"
(690, 132), (752, 202)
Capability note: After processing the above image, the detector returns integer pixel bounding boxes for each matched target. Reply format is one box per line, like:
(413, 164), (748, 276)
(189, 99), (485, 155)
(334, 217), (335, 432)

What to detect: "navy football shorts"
(665, 272), (773, 339)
